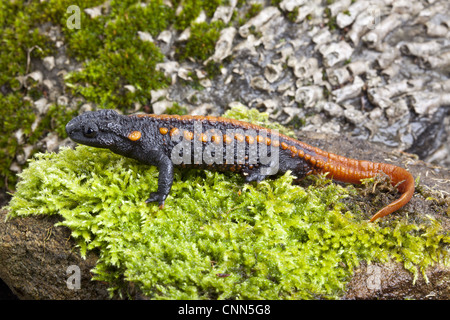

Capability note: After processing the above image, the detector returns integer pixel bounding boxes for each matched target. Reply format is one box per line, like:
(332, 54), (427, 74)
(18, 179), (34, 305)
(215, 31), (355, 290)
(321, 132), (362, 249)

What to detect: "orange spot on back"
(256, 135), (264, 143)
(223, 134), (232, 144)
(170, 128), (179, 137)
(200, 133), (208, 143)
(298, 149), (305, 158)
(235, 133), (245, 143)
(211, 134), (222, 144)
(316, 159), (324, 168)
(128, 130), (142, 141)
(184, 130), (194, 140)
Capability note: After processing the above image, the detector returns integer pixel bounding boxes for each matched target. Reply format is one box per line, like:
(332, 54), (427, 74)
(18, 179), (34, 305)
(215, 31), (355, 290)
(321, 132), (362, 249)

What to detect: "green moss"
(286, 115), (306, 129)
(1, 0), (237, 189)
(173, 0), (202, 30)
(286, 7), (299, 23)
(164, 102), (189, 115)
(6, 107), (449, 299)
(178, 21), (225, 62)
(44, 0), (230, 109)
(324, 7), (339, 31)
(202, 0), (225, 18)
(223, 104), (295, 137)
(172, 0), (225, 30)
(246, 3), (263, 20)
(0, 1), (54, 188)
(204, 60), (223, 79)
(0, 2), (51, 86)
(270, 0), (283, 7)
(0, 94), (31, 187)
(63, 1), (174, 109)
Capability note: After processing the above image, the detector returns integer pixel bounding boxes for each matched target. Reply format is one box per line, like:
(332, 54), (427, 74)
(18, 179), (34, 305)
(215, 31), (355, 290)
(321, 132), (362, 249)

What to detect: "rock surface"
(9, 0), (449, 177)
(0, 210), (111, 299)
(1, 132), (448, 300)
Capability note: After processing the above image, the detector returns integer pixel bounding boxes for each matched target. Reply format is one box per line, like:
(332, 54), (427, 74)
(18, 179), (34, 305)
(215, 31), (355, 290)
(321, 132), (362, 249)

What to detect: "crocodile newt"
(65, 109), (415, 222)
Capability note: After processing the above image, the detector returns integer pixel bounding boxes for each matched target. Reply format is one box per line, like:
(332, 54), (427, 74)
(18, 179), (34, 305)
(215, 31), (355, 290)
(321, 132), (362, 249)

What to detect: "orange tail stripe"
(316, 152), (414, 222)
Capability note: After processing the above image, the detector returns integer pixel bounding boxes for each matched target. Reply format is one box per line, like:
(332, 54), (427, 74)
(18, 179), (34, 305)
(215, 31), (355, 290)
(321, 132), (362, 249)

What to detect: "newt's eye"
(83, 123), (98, 138)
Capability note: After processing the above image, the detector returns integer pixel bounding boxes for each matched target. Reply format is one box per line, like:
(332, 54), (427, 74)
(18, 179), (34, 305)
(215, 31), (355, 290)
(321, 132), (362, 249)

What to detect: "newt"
(65, 109), (415, 222)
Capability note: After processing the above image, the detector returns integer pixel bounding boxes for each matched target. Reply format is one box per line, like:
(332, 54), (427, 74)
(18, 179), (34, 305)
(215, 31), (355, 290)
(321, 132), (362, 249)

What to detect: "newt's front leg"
(144, 153), (174, 209)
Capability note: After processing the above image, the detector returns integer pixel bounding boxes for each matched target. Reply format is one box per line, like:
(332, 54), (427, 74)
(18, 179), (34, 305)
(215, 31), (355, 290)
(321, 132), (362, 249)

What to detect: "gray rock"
(239, 6), (281, 38)
(43, 56), (56, 71)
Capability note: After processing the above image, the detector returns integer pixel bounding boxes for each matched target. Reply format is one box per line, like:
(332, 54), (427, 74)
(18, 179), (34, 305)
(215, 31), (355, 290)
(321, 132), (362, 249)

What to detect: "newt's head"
(66, 109), (125, 148)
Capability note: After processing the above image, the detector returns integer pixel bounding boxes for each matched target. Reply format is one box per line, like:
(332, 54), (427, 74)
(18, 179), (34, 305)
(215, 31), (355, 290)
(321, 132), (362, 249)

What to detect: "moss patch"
(0, 0), (235, 189)
(6, 109), (449, 299)
(0, 1), (53, 188)
(177, 21), (225, 62)
(63, 0), (174, 108)
(223, 104), (295, 137)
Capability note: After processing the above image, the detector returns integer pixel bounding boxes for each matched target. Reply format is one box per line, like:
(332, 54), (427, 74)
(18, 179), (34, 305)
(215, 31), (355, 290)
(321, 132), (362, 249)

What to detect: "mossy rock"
(2, 109), (449, 299)
(0, 0), (232, 190)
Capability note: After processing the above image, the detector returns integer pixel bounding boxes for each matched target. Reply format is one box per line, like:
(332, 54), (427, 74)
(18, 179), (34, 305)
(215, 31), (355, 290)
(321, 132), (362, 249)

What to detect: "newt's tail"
(314, 152), (415, 222)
